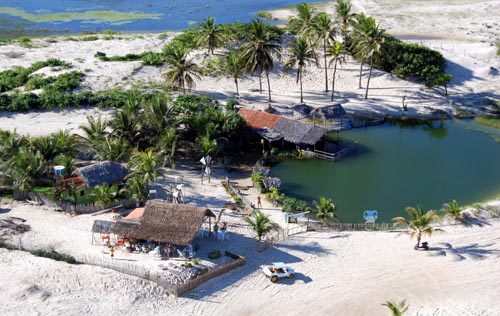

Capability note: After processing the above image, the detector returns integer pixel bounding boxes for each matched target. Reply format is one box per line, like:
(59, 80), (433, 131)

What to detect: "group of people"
(213, 222), (227, 233)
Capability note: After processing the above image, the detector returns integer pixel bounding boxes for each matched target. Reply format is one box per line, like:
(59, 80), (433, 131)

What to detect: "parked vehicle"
(261, 262), (295, 282)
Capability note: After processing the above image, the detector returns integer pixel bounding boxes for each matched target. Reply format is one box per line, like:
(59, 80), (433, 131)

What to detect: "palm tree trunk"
(234, 77), (239, 96)
(358, 59), (364, 89)
(299, 69), (303, 104)
(331, 59), (338, 101)
(444, 84), (448, 95)
(259, 72), (263, 93)
(416, 232), (421, 249)
(365, 54), (374, 99)
(266, 71), (272, 105)
(323, 40), (329, 92)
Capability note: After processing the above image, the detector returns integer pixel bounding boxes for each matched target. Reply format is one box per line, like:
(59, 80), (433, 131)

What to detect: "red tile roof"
(238, 108), (282, 129)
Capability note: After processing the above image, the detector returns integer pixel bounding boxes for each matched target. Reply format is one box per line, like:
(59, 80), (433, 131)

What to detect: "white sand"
(1, 1), (500, 315)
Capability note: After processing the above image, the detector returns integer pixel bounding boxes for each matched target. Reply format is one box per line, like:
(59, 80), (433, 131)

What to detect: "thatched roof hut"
(73, 161), (129, 189)
(311, 104), (346, 120)
(91, 220), (114, 234)
(111, 220), (140, 236)
(273, 118), (328, 145)
(112, 201), (216, 246)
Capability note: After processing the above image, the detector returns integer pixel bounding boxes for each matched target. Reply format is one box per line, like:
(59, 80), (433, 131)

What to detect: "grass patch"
(30, 249), (77, 264)
(256, 11), (274, 20)
(475, 116), (500, 129)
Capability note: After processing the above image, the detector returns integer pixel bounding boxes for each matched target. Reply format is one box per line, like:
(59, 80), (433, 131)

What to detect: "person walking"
(257, 195), (262, 209)
(109, 246), (115, 259)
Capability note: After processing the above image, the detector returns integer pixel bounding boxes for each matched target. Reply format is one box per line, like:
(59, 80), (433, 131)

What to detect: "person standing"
(257, 195), (262, 208)
(109, 246), (115, 259)
(167, 243), (174, 259)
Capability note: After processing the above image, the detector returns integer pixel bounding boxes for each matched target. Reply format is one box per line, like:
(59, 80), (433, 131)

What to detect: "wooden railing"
(314, 141), (358, 161)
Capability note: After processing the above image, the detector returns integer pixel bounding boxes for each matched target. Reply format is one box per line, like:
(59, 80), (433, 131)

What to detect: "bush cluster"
(379, 36), (445, 80)
(95, 51), (165, 66)
(30, 249), (77, 264)
(0, 58), (72, 92)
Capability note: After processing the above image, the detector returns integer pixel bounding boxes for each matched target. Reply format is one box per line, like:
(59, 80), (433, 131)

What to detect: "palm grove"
(0, 0), (447, 215)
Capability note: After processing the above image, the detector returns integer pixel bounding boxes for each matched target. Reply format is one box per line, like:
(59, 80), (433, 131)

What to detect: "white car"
(262, 262), (295, 282)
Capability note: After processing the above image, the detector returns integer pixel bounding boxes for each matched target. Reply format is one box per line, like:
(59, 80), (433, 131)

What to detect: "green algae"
(0, 7), (162, 23)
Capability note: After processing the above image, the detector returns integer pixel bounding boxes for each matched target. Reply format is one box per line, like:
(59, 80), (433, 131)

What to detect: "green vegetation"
(0, 7), (161, 23)
(0, 58), (71, 92)
(380, 36), (445, 80)
(95, 51), (165, 66)
(244, 210), (279, 241)
(313, 196), (340, 224)
(382, 300), (408, 316)
(256, 11), (274, 21)
(425, 73), (453, 95)
(30, 249), (77, 264)
(475, 116), (500, 129)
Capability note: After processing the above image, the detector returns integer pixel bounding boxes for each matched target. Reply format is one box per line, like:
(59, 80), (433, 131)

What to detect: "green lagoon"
(271, 120), (500, 223)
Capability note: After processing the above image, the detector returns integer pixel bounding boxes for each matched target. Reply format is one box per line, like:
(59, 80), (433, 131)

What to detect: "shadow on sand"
(429, 242), (499, 261)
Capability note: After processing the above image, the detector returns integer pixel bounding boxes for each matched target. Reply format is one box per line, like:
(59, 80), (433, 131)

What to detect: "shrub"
(256, 11), (273, 20)
(81, 35), (99, 41)
(199, 56), (224, 76)
(282, 196), (308, 213)
(30, 249), (77, 264)
(379, 36), (445, 80)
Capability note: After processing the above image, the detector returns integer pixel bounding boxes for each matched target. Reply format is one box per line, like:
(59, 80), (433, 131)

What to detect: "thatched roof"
(273, 118), (328, 145)
(311, 104), (346, 119)
(111, 220), (140, 236)
(73, 161), (129, 189)
(255, 127), (282, 141)
(238, 108), (281, 129)
(262, 177), (281, 190)
(92, 220), (113, 234)
(252, 166), (271, 176)
(119, 200), (216, 246)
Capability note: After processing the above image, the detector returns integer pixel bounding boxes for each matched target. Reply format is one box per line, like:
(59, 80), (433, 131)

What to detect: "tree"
(382, 300), (408, 316)
(392, 206), (441, 250)
(163, 46), (202, 94)
(110, 109), (141, 146)
(79, 115), (108, 156)
(196, 16), (223, 55)
(311, 12), (336, 93)
(326, 40), (347, 101)
(224, 51), (245, 96)
(335, 0), (355, 43)
(121, 175), (149, 204)
(313, 196), (340, 224)
(350, 13), (372, 89)
(288, 3), (315, 36)
(127, 149), (165, 184)
(154, 127), (178, 168)
(240, 19), (282, 104)
(55, 154), (75, 178)
(244, 210), (280, 241)
(426, 73), (453, 95)
(143, 94), (179, 138)
(442, 199), (463, 220)
(351, 15), (386, 98)
(94, 137), (130, 163)
(91, 183), (119, 207)
(5, 148), (46, 191)
(285, 36), (318, 103)
(0, 130), (29, 162)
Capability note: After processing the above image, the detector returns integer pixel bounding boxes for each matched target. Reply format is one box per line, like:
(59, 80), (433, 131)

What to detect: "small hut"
(73, 161), (129, 189)
(91, 220), (114, 244)
(112, 200), (216, 246)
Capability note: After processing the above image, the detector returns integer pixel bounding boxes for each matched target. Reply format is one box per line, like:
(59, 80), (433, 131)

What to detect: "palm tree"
(154, 127), (178, 168)
(310, 12), (336, 93)
(196, 16), (223, 55)
(442, 199), (463, 220)
(351, 15), (386, 99)
(289, 3), (315, 36)
(335, 0), (355, 43)
(94, 137), (130, 162)
(313, 196), (340, 224)
(244, 210), (280, 241)
(224, 51), (245, 96)
(326, 40), (347, 101)
(127, 149), (165, 184)
(382, 300), (408, 316)
(163, 46), (202, 94)
(0, 130), (29, 162)
(240, 19), (282, 104)
(91, 183), (119, 207)
(143, 94), (179, 136)
(5, 148), (46, 191)
(120, 175), (149, 205)
(55, 154), (75, 178)
(51, 130), (77, 157)
(79, 115), (108, 153)
(110, 109), (141, 146)
(285, 36), (318, 103)
(350, 13), (372, 89)
(392, 206), (441, 250)
(31, 136), (58, 162)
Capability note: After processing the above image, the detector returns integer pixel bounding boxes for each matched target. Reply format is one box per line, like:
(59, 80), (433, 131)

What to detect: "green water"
(272, 120), (500, 223)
